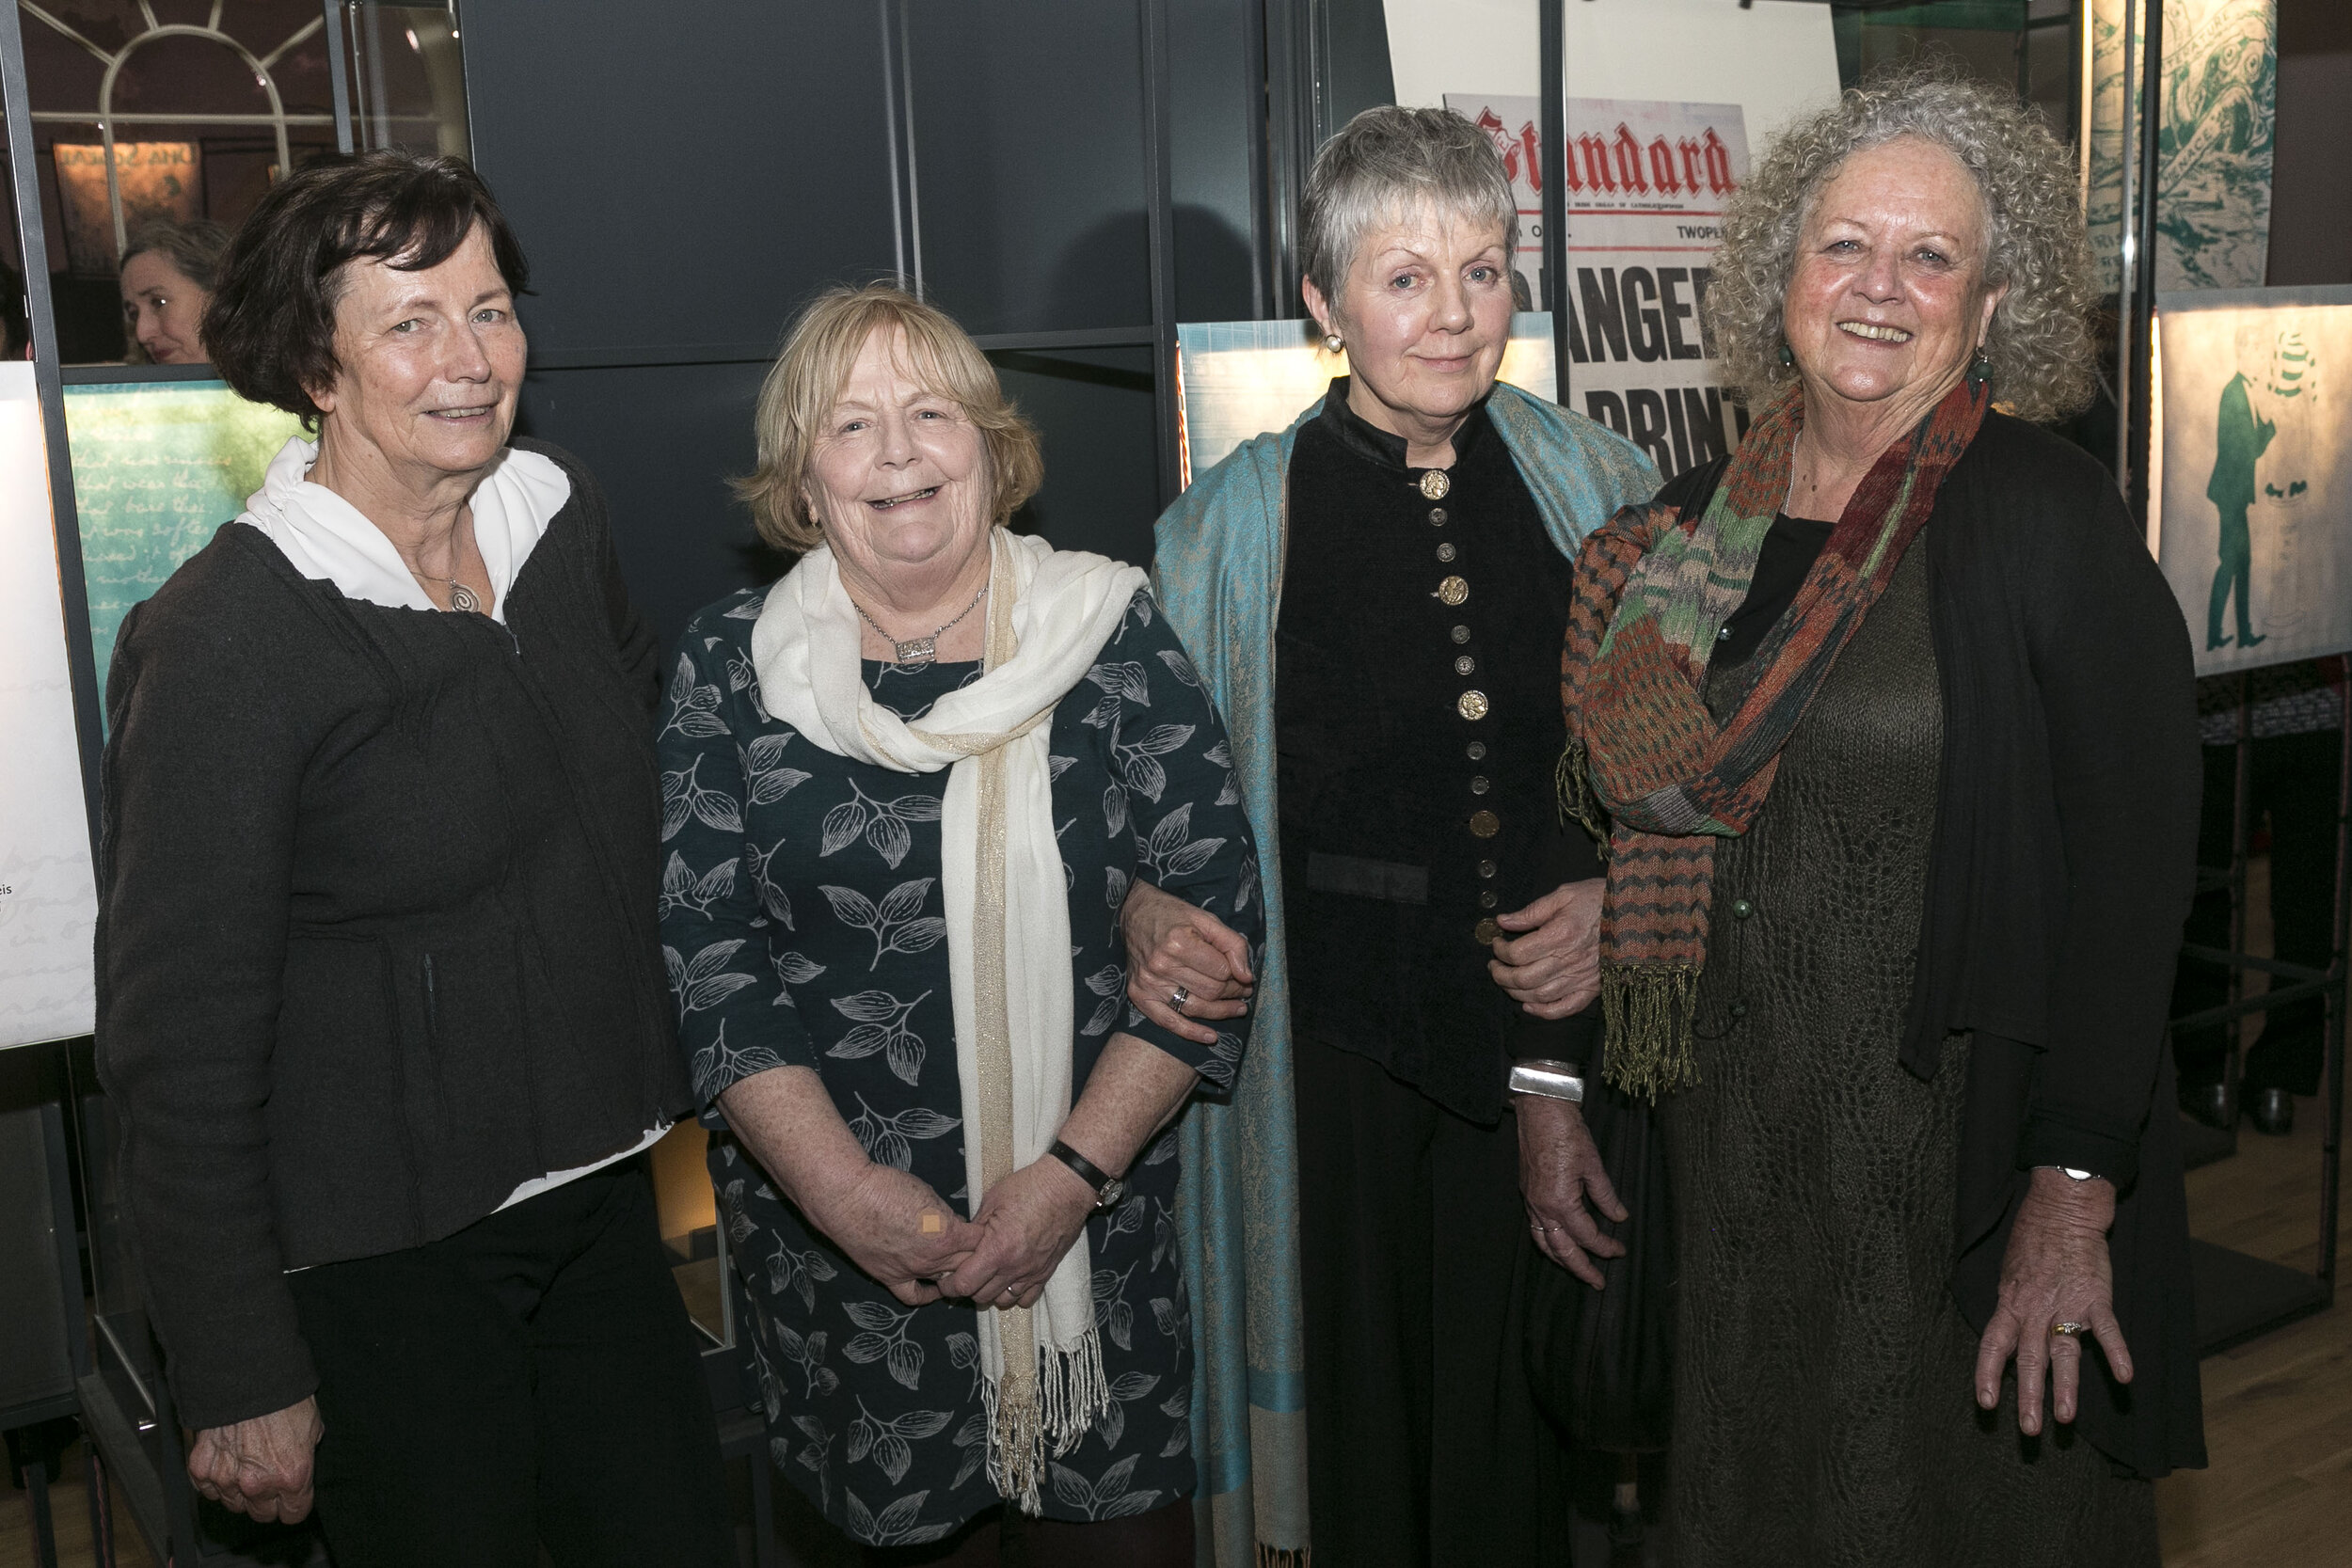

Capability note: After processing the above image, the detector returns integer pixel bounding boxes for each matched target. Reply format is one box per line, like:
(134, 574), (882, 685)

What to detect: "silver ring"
(1169, 986), (1191, 1012)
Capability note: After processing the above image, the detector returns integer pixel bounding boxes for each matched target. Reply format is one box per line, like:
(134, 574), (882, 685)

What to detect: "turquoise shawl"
(1152, 381), (1660, 1565)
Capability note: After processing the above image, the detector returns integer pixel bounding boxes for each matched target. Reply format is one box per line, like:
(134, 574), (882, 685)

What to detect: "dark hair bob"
(203, 150), (530, 422)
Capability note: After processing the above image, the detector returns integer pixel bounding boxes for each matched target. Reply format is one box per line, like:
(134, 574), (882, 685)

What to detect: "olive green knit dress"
(1660, 540), (2161, 1567)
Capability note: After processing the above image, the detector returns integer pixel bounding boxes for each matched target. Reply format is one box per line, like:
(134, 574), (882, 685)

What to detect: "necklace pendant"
(892, 635), (938, 668)
(447, 581), (482, 614)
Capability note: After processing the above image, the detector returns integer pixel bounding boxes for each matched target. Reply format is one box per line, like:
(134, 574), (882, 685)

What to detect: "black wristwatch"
(1048, 1140), (1128, 1212)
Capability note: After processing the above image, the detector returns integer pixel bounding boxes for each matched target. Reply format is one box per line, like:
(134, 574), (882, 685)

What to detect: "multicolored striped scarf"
(1559, 377), (1989, 1099)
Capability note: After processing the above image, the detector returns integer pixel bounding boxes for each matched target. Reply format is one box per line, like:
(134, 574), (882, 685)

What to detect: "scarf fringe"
(1554, 735), (1610, 856)
(1599, 964), (1703, 1101)
(984, 1326), (1111, 1513)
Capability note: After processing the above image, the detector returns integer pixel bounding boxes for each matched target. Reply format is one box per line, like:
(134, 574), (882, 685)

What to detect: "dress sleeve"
(656, 613), (817, 1122)
(2014, 480), (2201, 1187)
(1104, 591), (1266, 1089)
(94, 591), (318, 1430)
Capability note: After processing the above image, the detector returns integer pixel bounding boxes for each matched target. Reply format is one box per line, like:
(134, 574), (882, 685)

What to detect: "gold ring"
(2051, 1321), (2089, 1337)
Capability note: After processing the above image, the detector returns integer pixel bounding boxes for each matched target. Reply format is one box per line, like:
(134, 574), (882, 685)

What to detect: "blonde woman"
(658, 284), (1260, 1563)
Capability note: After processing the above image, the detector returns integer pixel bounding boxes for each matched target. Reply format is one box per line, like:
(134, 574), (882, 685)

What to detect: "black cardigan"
(93, 441), (695, 1430)
(1663, 411), (2205, 1478)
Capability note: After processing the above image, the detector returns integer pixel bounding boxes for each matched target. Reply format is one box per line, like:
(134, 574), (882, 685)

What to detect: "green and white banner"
(2089, 0), (2278, 293)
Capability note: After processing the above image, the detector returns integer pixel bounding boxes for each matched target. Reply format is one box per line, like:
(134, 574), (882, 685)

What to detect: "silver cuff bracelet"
(1508, 1060), (1586, 1103)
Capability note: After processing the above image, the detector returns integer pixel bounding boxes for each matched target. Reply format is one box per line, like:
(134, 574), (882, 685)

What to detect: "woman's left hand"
(1974, 1168), (2133, 1434)
(942, 1157), (1100, 1310)
(1489, 879), (1605, 1019)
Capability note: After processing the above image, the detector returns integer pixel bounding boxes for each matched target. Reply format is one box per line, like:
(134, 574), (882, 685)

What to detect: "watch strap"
(1048, 1139), (1116, 1197)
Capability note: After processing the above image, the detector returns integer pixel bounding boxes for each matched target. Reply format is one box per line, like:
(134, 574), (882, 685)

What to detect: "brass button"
(1456, 689), (1488, 721)
(1454, 655), (1475, 675)
(1473, 917), (1501, 944)
(1470, 775), (1489, 794)
(1435, 575), (1469, 606)
(1428, 506), (1449, 526)
(1420, 470), (1451, 500)
(1451, 625), (1470, 644)
(1479, 890), (1498, 910)
(1467, 741), (1486, 760)
(1732, 898), (1754, 920)
(1469, 810), (1501, 838)
(1437, 542), (1457, 562)
(1477, 859), (1497, 878)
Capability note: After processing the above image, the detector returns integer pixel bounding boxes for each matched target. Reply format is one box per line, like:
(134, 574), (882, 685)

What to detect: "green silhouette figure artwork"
(2206, 329), (2277, 650)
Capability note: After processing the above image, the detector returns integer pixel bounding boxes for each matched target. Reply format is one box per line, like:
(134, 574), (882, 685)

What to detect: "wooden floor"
(2155, 1098), (2351, 1567)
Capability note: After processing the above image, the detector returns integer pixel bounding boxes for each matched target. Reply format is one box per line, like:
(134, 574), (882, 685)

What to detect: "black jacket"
(94, 441), (693, 1430)
(1666, 411), (2204, 1478)
(1277, 388), (1604, 1123)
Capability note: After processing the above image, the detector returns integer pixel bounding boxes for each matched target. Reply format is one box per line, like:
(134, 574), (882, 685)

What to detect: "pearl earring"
(1323, 332), (1344, 354)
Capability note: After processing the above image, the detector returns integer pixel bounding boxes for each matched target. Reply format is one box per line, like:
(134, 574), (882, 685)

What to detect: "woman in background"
(119, 217), (230, 364)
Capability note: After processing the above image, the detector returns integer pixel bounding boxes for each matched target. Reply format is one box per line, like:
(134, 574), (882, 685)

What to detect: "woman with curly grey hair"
(1560, 69), (2202, 1562)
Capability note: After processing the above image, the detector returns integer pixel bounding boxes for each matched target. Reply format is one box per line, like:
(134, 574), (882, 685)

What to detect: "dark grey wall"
(465, 1), (899, 646)
(464, 0), (1279, 651)
(2269, 0), (2352, 287)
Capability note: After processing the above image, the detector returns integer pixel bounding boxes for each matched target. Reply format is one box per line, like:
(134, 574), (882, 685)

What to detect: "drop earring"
(1776, 341), (1795, 368)
(1967, 346), (1994, 388)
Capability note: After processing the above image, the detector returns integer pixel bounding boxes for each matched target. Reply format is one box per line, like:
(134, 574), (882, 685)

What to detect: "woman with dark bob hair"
(95, 150), (732, 1566)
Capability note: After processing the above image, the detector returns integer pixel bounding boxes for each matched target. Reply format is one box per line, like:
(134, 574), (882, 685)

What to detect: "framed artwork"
(51, 141), (202, 276)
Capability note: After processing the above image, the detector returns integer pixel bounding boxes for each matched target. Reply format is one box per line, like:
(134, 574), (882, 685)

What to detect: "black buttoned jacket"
(1274, 388), (1604, 1123)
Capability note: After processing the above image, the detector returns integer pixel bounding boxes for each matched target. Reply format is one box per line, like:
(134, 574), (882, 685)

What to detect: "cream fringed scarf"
(752, 527), (1149, 1510)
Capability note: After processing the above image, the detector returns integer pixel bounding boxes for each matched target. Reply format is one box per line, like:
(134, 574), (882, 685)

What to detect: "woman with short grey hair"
(1563, 68), (2202, 1562)
(1122, 103), (1657, 1564)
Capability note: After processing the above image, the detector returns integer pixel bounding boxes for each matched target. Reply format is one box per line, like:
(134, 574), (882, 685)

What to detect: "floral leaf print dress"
(658, 585), (1262, 1547)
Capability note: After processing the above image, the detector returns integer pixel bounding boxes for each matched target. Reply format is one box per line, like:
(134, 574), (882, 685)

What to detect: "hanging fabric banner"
(2153, 285), (2352, 677)
(2089, 0), (2278, 293)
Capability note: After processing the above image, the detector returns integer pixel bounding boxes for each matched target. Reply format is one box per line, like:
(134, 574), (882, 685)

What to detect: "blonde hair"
(736, 284), (1043, 553)
(1706, 66), (2097, 423)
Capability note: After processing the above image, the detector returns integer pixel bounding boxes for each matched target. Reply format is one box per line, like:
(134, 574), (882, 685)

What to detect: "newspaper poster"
(1443, 93), (1547, 309)
(0, 363), (99, 1050)
(1559, 98), (1751, 479)
(1444, 96), (1751, 479)
(2153, 286), (2352, 678)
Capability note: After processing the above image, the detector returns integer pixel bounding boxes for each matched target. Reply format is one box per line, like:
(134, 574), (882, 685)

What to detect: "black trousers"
(285, 1156), (734, 1568)
(1294, 1036), (1573, 1568)
(2174, 732), (2343, 1096)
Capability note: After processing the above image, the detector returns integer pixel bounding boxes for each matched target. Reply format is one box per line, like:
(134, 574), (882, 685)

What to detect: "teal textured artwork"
(2090, 0), (2277, 293)
(63, 380), (303, 700)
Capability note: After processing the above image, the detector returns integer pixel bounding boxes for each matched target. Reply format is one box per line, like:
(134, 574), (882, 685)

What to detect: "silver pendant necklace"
(853, 579), (990, 668)
(409, 568), (482, 614)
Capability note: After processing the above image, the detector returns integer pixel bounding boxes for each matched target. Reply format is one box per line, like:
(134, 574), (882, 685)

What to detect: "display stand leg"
(87, 1446), (117, 1568)
(2224, 679), (2252, 1125)
(2321, 693), (2349, 1297)
(24, 1456), (58, 1568)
